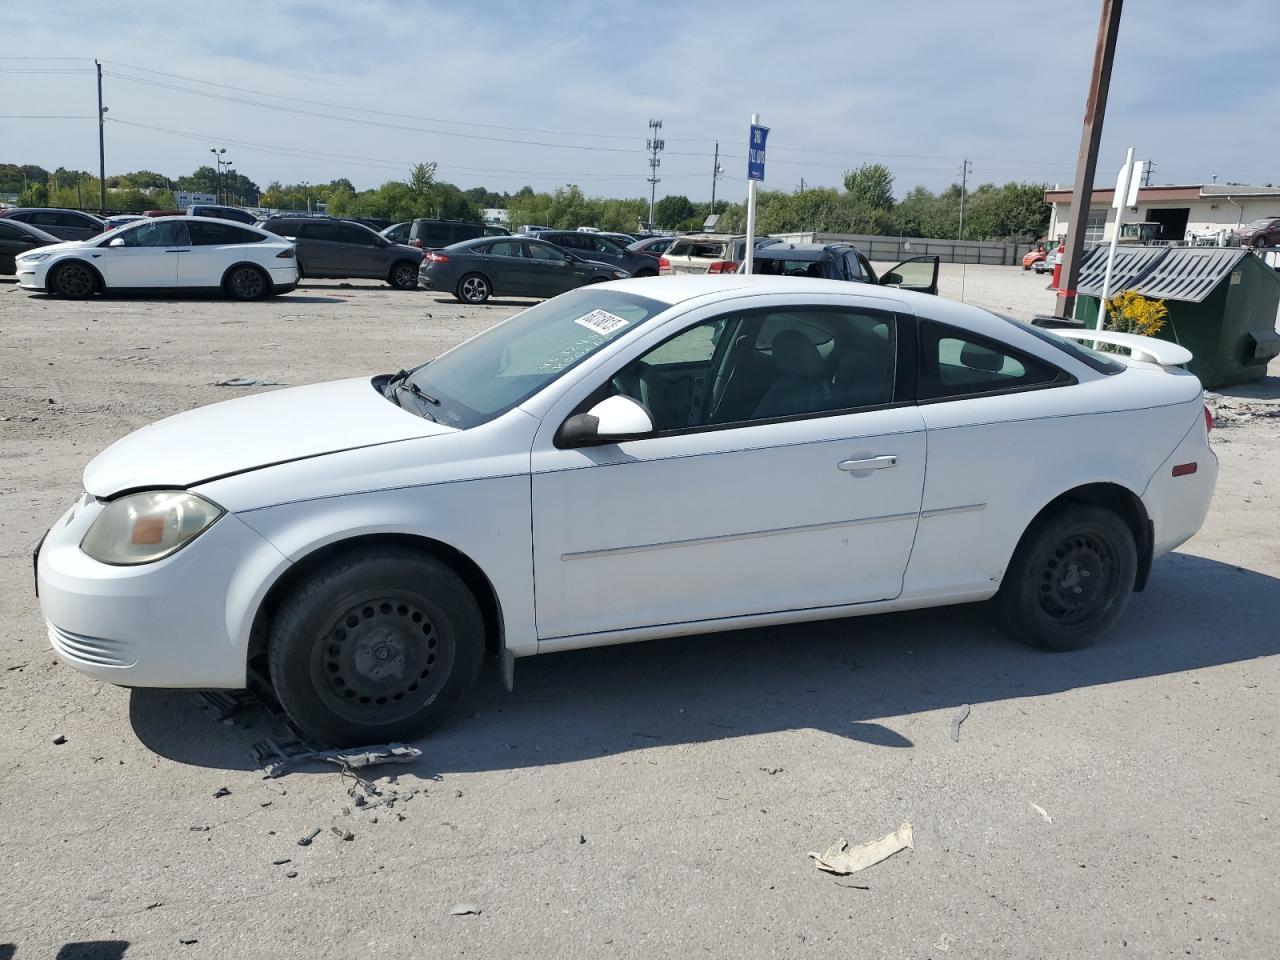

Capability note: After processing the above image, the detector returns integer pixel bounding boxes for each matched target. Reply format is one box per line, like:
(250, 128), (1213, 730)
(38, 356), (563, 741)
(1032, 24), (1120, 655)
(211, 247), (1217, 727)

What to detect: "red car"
(1022, 246), (1047, 270)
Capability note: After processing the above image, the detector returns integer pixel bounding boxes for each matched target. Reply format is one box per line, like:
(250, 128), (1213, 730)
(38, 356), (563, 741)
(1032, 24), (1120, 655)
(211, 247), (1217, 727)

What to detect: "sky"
(1, 0), (1277, 203)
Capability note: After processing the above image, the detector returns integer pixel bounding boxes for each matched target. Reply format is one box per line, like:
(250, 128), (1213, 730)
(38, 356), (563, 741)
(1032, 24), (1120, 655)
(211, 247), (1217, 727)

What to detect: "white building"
(482, 207), (509, 226)
(1045, 183), (1280, 246)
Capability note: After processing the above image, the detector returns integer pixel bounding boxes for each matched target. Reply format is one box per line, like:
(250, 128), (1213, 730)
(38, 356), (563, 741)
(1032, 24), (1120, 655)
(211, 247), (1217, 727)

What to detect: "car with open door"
(35, 276), (1216, 744)
(16, 216), (298, 300)
(750, 242), (940, 295)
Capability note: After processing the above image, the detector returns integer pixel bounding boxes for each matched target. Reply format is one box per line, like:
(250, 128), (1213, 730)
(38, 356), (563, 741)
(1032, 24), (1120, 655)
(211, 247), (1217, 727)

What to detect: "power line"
(0, 114), (95, 119)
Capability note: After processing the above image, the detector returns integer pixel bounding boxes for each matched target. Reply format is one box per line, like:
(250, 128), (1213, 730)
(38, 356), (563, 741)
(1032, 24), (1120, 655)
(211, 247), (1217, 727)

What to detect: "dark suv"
(406, 219), (507, 250)
(751, 243), (940, 295)
(260, 217), (423, 289)
(0, 208), (105, 241)
(531, 230), (659, 277)
(187, 204), (257, 225)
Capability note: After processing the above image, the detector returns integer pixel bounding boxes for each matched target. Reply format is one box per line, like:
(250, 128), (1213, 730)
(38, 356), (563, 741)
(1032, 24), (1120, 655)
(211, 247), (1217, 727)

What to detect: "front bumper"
(16, 261), (50, 290)
(36, 494), (291, 688)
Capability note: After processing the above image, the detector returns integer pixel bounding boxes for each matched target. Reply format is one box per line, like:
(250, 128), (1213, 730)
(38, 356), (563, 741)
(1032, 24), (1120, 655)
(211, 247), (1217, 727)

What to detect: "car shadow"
(429, 296), (539, 307)
(129, 552), (1280, 774)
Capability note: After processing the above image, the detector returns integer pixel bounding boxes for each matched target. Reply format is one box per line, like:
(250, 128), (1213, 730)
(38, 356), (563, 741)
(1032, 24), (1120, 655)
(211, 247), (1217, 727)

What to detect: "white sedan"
(16, 216), (298, 300)
(35, 277), (1217, 744)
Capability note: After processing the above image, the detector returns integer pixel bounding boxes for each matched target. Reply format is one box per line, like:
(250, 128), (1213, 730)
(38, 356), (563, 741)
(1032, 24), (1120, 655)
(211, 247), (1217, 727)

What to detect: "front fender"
(228, 476), (536, 656)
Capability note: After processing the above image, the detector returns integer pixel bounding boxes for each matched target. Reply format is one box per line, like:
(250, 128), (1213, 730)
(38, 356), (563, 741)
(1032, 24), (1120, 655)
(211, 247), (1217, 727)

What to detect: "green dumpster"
(1073, 246), (1280, 389)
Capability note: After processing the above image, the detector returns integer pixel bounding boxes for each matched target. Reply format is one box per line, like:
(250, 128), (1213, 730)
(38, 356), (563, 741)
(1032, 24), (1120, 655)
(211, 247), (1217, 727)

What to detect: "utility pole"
(646, 118), (664, 229)
(95, 60), (106, 214)
(957, 158), (973, 240)
(1055, 0), (1124, 318)
(710, 140), (722, 213)
(1141, 160), (1155, 186)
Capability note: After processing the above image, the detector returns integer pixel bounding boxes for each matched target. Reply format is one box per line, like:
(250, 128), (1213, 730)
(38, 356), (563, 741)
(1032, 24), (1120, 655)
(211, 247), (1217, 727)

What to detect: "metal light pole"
(1055, 0), (1124, 318)
(957, 158), (973, 240)
(95, 60), (106, 213)
(710, 141), (722, 213)
(209, 147), (227, 203)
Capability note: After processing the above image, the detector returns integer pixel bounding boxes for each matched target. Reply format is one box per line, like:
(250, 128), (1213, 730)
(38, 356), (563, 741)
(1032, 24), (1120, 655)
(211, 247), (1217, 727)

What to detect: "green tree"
(654, 194), (696, 229)
(843, 163), (895, 211)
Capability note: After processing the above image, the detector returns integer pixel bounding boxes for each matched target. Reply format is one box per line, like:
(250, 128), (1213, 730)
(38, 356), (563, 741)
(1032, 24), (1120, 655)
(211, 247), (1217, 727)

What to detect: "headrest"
(960, 342), (1005, 372)
(772, 329), (824, 378)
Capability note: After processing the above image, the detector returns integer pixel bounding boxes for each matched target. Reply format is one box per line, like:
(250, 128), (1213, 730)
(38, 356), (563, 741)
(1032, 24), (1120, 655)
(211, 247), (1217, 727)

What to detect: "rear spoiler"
(1052, 329), (1192, 367)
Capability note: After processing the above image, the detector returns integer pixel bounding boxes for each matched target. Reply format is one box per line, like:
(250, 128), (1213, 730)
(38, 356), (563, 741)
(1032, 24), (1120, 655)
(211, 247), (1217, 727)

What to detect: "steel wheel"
(457, 274), (490, 303)
(1035, 533), (1117, 626)
(311, 593), (456, 726)
(52, 262), (96, 299)
(227, 266), (267, 300)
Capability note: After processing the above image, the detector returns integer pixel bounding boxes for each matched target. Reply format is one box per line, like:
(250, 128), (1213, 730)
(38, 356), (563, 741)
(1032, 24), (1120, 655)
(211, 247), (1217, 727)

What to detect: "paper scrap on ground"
(1030, 802), (1053, 824)
(950, 704), (971, 742)
(214, 377), (284, 387)
(809, 821), (914, 875)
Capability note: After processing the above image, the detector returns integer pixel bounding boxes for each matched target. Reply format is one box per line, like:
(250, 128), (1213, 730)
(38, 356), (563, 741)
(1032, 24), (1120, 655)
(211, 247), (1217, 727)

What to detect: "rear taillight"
(426, 252), (449, 263)
(275, 248), (295, 258)
(707, 260), (738, 274)
(1203, 405), (1214, 433)
(658, 257), (671, 274)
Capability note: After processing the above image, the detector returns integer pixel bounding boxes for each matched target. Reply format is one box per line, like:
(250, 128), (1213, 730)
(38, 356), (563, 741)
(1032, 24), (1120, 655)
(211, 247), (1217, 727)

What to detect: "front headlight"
(81, 491), (224, 565)
(18, 252), (53, 263)
(611, 270), (629, 279)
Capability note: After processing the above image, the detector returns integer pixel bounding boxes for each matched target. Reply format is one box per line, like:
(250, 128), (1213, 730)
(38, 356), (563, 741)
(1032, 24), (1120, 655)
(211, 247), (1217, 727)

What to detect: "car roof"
(753, 244), (834, 261)
(4, 207), (103, 218)
(141, 215), (278, 234)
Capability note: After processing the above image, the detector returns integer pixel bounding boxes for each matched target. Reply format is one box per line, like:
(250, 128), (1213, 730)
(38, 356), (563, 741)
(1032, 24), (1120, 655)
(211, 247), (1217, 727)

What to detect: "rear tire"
(996, 504), (1137, 652)
(1254, 235), (1269, 249)
(267, 546), (485, 745)
(225, 265), (270, 301)
(634, 268), (657, 278)
(456, 273), (490, 303)
(50, 261), (98, 299)
(388, 260), (419, 290)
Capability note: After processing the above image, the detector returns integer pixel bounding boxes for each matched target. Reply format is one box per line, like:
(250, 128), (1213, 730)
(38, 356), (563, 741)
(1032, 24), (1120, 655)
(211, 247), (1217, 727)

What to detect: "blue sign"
(747, 123), (769, 181)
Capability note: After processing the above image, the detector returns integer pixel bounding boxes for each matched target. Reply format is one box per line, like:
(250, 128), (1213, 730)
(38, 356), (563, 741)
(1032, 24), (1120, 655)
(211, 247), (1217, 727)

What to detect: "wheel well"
(1026, 482), (1154, 592)
(389, 258), (418, 275)
(221, 261), (270, 289)
(50, 258), (104, 291)
(247, 533), (504, 678)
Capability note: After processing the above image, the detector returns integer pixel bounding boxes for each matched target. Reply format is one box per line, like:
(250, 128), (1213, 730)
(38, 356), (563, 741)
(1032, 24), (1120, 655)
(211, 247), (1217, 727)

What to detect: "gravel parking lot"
(2, 266), (1278, 959)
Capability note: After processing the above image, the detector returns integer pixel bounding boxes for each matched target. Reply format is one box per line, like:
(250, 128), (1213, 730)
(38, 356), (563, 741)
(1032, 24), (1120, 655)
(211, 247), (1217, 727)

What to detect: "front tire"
(389, 260), (419, 290)
(225, 265), (270, 301)
(1253, 234), (1269, 249)
(456, 273), (490, 303)
(996, 504), (1137, 652)
(50, 261), (98, 299)
(267, 546), (485, 745)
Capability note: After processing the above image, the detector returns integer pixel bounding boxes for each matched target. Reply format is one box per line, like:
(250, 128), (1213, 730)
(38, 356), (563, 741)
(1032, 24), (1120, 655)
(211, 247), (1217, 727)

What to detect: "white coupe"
(35, 276), (1216, 744)
(16, 216), (298, 300)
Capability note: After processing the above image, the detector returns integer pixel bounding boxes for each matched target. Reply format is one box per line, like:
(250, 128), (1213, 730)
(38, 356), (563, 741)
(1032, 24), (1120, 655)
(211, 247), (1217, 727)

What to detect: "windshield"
(403, 288), (669, 428)
(1245, 218), (1277, 228)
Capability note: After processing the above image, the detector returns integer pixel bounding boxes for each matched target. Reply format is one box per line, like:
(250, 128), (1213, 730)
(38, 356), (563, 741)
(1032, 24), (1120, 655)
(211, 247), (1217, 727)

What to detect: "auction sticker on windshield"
(574, 309), (630, 336)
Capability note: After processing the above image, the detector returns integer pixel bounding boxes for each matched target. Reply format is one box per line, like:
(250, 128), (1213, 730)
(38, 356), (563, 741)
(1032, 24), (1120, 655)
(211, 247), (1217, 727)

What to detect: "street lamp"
(209, 147), (227, 203)
(301, 180), (311, 214)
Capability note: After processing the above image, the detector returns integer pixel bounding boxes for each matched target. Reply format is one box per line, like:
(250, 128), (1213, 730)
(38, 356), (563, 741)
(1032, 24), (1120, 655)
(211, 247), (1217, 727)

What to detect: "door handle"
(838, 455), (898, 472)
(165, 248), (190, 253)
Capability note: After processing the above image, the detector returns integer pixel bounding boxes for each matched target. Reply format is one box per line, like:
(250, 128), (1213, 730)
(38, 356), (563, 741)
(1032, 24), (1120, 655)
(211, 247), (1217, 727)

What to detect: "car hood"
(24, 239), (86, 256)
(83, 377), (453, 498)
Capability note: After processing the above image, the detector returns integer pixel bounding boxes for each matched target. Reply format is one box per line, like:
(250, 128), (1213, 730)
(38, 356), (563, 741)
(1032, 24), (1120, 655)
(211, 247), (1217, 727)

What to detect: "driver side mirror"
(558, 395), (655, 447)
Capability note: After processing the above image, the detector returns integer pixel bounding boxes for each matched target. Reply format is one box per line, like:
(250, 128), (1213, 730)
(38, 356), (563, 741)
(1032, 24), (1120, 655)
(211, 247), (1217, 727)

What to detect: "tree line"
(0, 160), (1051, 242)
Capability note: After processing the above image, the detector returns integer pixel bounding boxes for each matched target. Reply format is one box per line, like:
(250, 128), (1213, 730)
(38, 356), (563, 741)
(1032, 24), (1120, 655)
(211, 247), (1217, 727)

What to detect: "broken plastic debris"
(809, 822), (914, 875)
(1030, 803), (1053, 824)
(214, 377), (285, 387)
(298, 828), (321, 847)
(212, 786), (231, 798)
(950, 704), (971, 742)
(259, 742), (421, 778)
(450, 904), (481, 916)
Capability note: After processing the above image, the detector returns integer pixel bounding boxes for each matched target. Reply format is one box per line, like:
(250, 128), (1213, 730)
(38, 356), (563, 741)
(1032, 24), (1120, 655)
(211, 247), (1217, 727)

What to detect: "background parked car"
(352, 217), (394, 232)
(1022, 248), (1047, 270)
(0, 208), (106, 242)
(143, 209), (185, 218)
(418, 234), (627, 303)
(380, 222), (411, 244)
(658, 233), (780, 275)
(1234, 216), (1280, 248)
(406, 219), (488, 251)
(597, 231), (638, 246)
(628, 235), (675, 259)
(750, 242), (940, 295)
(0, 218), (59, 274)
(187, 204), (258, 225)
(104, 214), (145, 230)
(16, 216), (298, 300)
(260, 216), (423, 289)
(530, 229), (659, 277)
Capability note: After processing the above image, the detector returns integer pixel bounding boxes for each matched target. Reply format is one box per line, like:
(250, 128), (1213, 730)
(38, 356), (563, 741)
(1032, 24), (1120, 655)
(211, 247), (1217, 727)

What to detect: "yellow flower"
(1104, 290), (1168, 337)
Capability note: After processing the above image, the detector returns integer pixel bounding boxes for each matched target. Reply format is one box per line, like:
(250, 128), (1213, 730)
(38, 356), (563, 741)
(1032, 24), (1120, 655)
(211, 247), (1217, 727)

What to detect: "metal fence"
(772, 232), (1039, 266)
